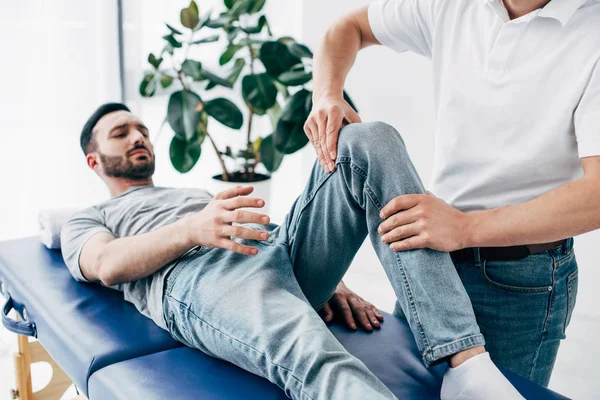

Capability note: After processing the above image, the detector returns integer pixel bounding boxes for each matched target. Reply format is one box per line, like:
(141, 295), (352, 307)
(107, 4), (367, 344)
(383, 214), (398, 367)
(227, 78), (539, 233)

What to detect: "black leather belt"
(450, 239), (567, 262)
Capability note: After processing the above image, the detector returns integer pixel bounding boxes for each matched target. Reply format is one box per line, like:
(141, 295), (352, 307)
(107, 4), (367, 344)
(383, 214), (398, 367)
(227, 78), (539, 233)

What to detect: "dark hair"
(80, 102), (130, 155)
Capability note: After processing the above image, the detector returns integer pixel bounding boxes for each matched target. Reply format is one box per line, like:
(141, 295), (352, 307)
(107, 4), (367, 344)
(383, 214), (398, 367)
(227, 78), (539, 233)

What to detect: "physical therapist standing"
(307, 0), (600, 389)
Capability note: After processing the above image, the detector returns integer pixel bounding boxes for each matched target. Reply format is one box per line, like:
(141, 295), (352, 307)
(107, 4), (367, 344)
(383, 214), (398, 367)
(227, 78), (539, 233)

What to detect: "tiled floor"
(1, 240), (598, 399)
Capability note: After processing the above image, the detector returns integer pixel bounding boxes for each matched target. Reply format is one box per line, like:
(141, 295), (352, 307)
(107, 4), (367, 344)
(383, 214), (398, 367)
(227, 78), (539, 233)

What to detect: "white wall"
(0, 0), (120, 240)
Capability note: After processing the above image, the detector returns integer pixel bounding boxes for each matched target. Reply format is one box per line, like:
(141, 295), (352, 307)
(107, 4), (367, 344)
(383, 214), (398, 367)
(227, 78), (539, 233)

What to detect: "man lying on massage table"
(61, 103), (523, 400)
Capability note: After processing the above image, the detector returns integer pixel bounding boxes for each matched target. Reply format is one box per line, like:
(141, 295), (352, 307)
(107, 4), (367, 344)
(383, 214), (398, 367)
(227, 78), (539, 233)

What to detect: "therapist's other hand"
(319, 281), (383, 331)
(378, 190), (470, 253)
(304, 94), (361, 173)
(183, 185), (270, 256)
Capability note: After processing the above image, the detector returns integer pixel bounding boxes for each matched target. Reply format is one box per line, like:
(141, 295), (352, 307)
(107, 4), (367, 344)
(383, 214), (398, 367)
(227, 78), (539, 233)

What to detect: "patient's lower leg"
(285, 122), (522, 399)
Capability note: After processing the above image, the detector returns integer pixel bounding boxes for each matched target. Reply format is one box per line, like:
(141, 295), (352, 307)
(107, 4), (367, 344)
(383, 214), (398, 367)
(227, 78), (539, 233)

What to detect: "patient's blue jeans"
(163, 122), (484, 400)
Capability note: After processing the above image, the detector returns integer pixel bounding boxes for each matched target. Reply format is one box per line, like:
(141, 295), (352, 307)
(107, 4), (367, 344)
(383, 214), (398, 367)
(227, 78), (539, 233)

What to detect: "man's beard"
(99, 150), (155, 180)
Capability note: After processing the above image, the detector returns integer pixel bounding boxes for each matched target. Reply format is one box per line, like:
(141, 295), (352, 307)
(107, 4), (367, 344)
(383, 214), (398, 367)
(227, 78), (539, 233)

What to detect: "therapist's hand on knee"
(182, 186), (270, 256)
(378, 191), (472, 253)
(304, 94), (361, 174)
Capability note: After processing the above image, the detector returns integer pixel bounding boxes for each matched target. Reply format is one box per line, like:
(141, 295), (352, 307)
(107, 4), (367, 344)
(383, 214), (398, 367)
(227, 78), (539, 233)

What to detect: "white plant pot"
(207, 173), (272, 215)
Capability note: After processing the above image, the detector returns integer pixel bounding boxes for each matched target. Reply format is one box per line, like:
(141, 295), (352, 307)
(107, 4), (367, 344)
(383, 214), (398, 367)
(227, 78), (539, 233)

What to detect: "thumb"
(426, 190), (436, 197)
(321, 302), (334, 323)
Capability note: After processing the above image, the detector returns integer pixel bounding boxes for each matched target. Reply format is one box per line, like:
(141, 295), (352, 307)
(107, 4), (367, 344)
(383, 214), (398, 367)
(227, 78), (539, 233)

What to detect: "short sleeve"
(367, 0), (447, 58)
(60, 207), (112, 282)
(575, 60), (600, 158)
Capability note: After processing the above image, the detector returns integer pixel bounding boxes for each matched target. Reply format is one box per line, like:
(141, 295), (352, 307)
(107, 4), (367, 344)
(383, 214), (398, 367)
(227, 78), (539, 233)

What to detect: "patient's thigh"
(163, 242), (329, 370)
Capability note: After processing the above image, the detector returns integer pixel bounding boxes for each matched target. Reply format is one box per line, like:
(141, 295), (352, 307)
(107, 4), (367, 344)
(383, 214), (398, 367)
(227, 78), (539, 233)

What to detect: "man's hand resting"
(182, 185), (271, 256)
(319, 281), (384, 331)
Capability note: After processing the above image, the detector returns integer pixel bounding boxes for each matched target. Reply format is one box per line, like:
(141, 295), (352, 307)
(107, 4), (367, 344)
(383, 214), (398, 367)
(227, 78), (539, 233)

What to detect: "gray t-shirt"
(60, 184), (212, 330)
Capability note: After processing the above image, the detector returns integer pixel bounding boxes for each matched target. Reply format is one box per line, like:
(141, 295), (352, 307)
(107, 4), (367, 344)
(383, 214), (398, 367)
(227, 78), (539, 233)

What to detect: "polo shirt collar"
(481, 0), (588, 26)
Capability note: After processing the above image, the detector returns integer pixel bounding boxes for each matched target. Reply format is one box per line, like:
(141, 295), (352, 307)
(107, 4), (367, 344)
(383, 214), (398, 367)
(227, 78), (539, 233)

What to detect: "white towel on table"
(38, 208), (77, 249)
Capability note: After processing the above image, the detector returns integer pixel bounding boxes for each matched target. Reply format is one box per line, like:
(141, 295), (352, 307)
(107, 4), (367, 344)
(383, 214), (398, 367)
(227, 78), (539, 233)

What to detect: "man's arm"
(378, 157), (600, 252)
(81, 186), (270, 286)
(306, 6), (379, 173)
(465, 156), (600, 247)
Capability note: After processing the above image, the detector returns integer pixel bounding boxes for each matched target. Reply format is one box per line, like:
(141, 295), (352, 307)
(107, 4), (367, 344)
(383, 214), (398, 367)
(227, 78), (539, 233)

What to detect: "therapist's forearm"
(98, 218), (194, 286)
(312, 13), (363, 101)
(465, 176), (600, 247)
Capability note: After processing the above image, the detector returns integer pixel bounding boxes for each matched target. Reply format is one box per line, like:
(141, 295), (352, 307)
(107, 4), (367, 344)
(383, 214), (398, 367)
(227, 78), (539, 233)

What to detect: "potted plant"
(139, 0), (357, 204)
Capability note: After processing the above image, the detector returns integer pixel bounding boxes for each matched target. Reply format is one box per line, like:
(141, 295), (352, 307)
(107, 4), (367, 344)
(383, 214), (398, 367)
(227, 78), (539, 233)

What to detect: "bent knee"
(338, 121), (406, 155)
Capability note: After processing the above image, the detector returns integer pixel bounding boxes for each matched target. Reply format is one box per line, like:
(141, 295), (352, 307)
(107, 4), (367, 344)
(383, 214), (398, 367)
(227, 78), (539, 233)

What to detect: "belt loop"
(473, 247), (481, 264)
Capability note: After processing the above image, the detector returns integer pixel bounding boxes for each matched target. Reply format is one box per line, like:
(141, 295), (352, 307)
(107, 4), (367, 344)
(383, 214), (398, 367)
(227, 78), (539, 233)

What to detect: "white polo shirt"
(368, 0), (600, 212)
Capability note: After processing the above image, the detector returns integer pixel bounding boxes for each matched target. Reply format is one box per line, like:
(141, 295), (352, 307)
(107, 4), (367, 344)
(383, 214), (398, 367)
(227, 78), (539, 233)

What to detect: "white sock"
(441, 352), (525, 400)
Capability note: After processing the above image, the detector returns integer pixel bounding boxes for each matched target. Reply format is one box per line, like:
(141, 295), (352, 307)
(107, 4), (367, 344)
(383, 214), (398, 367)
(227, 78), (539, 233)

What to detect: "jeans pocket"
(481, 258), (554, 293)
(563, 269), (579, 335)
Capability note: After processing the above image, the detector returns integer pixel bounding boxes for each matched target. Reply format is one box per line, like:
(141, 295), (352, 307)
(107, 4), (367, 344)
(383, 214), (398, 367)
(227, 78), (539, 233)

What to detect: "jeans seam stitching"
(361, 177), (431, 354)
(167, 295), (315, 400)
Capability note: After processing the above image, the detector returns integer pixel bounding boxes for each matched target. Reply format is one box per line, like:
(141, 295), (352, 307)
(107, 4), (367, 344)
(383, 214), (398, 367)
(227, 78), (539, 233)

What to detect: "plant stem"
(206, 129), (231, 181)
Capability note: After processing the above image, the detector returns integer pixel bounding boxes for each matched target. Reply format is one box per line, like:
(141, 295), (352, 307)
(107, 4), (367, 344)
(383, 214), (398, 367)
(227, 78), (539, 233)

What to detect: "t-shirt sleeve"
(574, 60), (600, 158)
(368, 0), (446, 58)
(60, 207), (112, 282)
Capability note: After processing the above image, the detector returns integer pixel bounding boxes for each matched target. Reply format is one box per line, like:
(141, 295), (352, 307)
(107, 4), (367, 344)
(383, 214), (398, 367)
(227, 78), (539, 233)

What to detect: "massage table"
(0, 236), (568, 399)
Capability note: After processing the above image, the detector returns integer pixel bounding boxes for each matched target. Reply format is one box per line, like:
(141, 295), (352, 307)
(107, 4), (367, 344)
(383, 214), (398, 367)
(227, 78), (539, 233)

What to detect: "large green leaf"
(287, 42), (313, 59)
(139, 72), (158, 97)
(206, 58), (245, 90)
(224, 0), (237, 9)
(191, 34), (220, 45)
(180, 1), (200, 30)
(260, 134), (284, 172)
(199, 69), (234, 88)
(204, 98), (243, 129)
(229, 0), (253, 18)
(167, 90), (202, 140)
(259, 41), (302, 78)
(181, 59), (203, 80)
(166, 23), (182, 35)
(273, 119), (309, 154)
(148, 53), (163, 69)
(280, 89), (310, 122)
(162, 34), (182, 48)
(219, 44), (242, 65)
(160, 75), (173, 89)
(241, 15), (267, 34)
(170, 135), (202, 173)
(241, 73), (278, 115)
(206, 14), (232, 28)
(277, 70), (312, 86)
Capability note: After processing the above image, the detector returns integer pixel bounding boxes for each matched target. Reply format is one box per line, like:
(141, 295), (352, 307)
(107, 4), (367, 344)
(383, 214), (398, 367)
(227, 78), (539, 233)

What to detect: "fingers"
(378, 208), (419, 236)
(214, 185), (254, 200)
(217, 238), (258, 256)
(318, 115), (332, 172)
(305, 119), (327, 170)
(381, 222), (420, 244)
(337, 300), (357, 330)
(326, 110), (344, 172)
(220, 225), (269, 242)
(390, 234), (428, 251)
(222, 196), (265, 211)
(348, 297), (372, 331)
(380, 194), (422, 219)
(365, 308), (381, 329)
(221, 209), (270, 225)
(315, 117), (329, 171)
(320, 302), (334, 323)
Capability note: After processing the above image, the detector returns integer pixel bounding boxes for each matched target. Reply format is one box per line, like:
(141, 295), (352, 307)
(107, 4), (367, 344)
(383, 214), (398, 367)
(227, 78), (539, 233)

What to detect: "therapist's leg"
(163, 243), (397, 400)
(282, 122), (523, 399)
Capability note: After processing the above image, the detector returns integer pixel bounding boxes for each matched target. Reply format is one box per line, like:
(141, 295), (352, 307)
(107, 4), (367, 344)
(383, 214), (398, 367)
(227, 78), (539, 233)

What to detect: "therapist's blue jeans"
(454, 240), (578, 387)
(163, 122), (485, 400)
